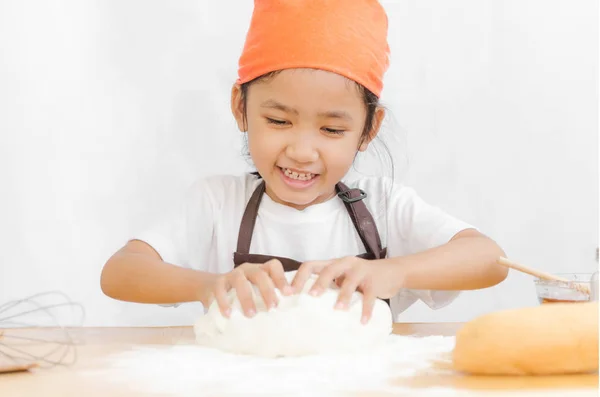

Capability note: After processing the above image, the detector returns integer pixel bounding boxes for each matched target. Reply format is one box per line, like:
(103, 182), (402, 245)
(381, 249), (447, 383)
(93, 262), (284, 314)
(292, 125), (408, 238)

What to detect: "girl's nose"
(285, 136), (319, 163)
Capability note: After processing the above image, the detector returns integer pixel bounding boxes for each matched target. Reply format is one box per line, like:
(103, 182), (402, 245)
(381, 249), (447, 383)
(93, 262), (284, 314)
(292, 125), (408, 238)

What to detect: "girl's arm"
(385, 228), (508, 291)
(100, 240), (217, 307)
(294, 228), (508, 322)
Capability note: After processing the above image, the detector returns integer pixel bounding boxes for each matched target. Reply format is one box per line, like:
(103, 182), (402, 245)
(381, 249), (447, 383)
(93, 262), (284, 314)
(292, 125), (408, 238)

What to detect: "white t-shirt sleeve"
(384, 181), (475, 312)
(133, 178), (216, 271)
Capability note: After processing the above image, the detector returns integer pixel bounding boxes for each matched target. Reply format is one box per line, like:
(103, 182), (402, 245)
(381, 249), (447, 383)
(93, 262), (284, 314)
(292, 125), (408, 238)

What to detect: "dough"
(194, 270), (393, 357)
(453, 301), (599, 375)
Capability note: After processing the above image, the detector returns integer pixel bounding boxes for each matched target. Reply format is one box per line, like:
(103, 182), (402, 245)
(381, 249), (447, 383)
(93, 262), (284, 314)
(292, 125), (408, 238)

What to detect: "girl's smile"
(278, 167), (319, 189)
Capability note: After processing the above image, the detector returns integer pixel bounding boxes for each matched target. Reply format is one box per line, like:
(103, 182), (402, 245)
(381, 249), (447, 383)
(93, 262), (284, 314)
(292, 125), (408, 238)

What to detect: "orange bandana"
(236, 0), (390, 97)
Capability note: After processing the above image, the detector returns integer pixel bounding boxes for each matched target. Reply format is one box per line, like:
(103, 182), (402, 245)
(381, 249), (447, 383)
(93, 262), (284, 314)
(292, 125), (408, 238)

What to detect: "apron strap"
(235, 180), (266, 255)
(335, 182), (384, 259)
(235, 180), (384, 259)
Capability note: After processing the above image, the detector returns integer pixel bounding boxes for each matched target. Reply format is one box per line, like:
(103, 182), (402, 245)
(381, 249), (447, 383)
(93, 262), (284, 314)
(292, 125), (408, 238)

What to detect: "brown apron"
(233, 179), (389, 303)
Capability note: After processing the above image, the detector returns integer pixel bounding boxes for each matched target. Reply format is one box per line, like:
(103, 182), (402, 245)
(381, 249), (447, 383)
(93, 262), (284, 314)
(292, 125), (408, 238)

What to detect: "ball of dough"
(453, 301), (599, 375)
(194, 270), (393, 357)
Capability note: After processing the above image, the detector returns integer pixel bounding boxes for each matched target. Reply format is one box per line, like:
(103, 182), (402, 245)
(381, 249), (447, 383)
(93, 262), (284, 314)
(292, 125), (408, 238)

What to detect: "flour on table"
(82, 335), (456, 397)
(194, 270), (393, 357)
(81, 273), (454, 396)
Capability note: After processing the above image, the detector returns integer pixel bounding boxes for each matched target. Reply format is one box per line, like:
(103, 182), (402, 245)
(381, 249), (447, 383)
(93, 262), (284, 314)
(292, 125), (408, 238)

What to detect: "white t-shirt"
(134, 173), (475, 321)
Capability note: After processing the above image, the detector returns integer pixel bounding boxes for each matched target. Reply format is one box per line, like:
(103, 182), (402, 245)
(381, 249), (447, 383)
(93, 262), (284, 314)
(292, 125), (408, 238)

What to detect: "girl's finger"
(334, 274), (346, 288)
(263, 259), (292, 295)
(310, 258), (355, 296)
(247, 268), (279, 310)
(334, 268), (366, 309)
(214, 277), (232, 318)
(291, 260), (330, 293)
(231, 273), (257, 317)
(360, 284), (376, 324)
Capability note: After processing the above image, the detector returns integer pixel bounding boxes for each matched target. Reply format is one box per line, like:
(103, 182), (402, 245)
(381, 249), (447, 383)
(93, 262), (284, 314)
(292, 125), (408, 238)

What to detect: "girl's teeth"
(283, 168), (314, 181)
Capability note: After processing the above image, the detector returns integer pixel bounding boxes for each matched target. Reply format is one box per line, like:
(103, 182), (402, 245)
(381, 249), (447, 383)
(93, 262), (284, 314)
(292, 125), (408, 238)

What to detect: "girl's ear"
(358, 107), (385, 152)
(230, 84), (247, 132)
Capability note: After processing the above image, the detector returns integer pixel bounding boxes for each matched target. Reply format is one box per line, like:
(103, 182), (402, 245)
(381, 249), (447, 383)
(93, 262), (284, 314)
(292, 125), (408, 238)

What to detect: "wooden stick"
(497, 257), (570, 282)
(497, 257), (591, 295)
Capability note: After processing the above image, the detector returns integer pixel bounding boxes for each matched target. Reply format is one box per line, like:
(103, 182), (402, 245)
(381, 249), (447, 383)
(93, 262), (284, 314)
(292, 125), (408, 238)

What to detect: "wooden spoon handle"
(497, 257), (569, 282)
(497, 257), (590, 295)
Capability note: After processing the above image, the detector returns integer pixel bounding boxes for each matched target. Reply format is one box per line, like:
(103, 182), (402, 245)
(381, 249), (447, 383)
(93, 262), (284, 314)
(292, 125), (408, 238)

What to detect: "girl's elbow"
(481, 240), (508, 286)
(99, 260), (119, 299)
(489, 247), (509, 284)
(492, 263), (509, 284)
(99, 270), (113, 298)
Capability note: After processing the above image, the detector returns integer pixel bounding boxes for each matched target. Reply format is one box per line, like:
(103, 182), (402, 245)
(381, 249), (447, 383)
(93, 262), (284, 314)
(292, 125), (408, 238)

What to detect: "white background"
(0, 0), (597, 326)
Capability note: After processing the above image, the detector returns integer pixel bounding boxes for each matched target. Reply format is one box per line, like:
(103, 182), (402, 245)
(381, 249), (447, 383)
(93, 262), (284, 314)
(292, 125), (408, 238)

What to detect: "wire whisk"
(0, 291), (85, 373)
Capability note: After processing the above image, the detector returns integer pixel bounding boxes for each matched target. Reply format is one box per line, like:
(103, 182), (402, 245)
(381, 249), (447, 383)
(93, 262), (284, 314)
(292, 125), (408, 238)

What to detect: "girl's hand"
(213, 259), (293, 318)
(291, 257), (397, 323)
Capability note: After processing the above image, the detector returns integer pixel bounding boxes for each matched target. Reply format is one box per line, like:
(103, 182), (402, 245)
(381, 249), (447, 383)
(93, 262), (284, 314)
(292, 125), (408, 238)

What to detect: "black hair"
(238, 70), (395, 181)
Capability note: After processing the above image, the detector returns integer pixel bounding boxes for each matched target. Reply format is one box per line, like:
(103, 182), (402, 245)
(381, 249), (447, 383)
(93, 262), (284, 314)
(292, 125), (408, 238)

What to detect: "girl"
(100, 0), (508, 324)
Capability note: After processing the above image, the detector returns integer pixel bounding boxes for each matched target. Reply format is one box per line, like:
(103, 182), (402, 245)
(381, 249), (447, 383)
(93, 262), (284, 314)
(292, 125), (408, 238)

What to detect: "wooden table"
(0, 323), (597, 397)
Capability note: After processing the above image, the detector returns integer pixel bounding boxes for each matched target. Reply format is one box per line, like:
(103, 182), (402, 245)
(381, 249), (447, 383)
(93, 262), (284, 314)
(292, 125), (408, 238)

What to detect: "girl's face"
(232, 69), (384, 210)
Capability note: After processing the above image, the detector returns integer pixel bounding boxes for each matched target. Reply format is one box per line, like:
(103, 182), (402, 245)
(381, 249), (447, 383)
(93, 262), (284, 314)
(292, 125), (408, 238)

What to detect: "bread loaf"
(453, 302), (599, 375)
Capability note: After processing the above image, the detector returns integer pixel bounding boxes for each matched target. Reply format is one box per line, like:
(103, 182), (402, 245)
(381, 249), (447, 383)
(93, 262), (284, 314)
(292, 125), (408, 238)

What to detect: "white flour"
(82, 335), (457, 397)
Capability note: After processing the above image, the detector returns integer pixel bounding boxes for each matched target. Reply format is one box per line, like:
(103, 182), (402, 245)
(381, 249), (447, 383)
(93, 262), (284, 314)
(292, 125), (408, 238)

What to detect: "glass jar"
(591, 271), (599, 302)
(591, 248), (599, 302)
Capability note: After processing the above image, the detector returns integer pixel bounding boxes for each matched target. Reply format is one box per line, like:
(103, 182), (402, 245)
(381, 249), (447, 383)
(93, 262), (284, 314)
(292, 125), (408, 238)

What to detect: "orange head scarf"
(236, 0), (390, 98)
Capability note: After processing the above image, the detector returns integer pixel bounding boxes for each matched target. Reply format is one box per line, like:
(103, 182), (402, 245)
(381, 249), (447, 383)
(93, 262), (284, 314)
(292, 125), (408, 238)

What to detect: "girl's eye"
(323, 127), (345, 135)
(266, 118), (288, 126)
